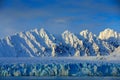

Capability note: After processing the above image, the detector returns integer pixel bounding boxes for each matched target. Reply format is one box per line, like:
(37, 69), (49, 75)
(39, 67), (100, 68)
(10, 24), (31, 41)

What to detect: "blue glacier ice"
(0, 62), (120, 77)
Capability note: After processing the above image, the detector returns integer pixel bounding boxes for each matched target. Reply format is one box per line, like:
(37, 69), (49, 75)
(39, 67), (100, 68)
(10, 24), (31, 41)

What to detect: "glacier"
(0, 28), (120, 78)
(0, 57), (120, 77)
(0, 28), (120, 57)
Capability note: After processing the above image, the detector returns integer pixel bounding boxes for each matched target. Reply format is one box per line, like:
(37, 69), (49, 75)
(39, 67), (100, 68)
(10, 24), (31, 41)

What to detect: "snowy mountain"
(106, 46), (120, 60)
(0, 28), (119, 57)
(99, 28), (120, 47)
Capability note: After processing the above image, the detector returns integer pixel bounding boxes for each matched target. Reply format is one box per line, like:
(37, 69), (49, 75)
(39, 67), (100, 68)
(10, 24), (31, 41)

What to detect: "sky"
(0, 0), (120, 38)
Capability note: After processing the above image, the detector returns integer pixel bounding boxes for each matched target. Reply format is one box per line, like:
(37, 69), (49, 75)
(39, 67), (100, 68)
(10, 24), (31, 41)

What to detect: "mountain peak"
(80, 29), (96, 40)
(99, 28), (119, 40)
(62, 30), (71, 34)
(0, 28), (120, 57)
(104, 28), (114, 31)
(40, 28), (46, 32)
(80, 29), (89, 38)
(99, 28), (120, 47)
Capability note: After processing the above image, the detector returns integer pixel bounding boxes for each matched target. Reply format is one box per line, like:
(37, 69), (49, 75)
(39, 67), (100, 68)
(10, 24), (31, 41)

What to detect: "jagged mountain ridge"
(0, 28), (120, 57)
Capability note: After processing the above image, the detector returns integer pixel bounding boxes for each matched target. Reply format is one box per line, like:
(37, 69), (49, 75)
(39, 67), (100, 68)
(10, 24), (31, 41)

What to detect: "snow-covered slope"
(106, 46), (120, 60)
(0, 28), (119, 57)
(99, 28), (120, 47)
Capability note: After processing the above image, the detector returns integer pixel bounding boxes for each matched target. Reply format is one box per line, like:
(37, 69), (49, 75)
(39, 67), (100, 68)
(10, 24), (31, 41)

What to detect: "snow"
(99, 28), (119, 40)
(80, 30), (96, 41)
(105, 46), (120, 60)
(0, 28), (120, 78)
(39, 28), (55, 48)
(5, 37), (13, 47)
(99, 28), (120, 47)
(0, 28), (119, 57)
(62, 30), (83, 48)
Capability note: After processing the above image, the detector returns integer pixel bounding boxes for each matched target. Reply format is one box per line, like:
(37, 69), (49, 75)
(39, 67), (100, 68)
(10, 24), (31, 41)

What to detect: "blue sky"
(0, 0), (120, 38)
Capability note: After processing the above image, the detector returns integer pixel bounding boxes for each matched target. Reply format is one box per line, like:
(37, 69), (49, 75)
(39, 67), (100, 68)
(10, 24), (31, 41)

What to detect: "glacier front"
(0, 57), (120, 77)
